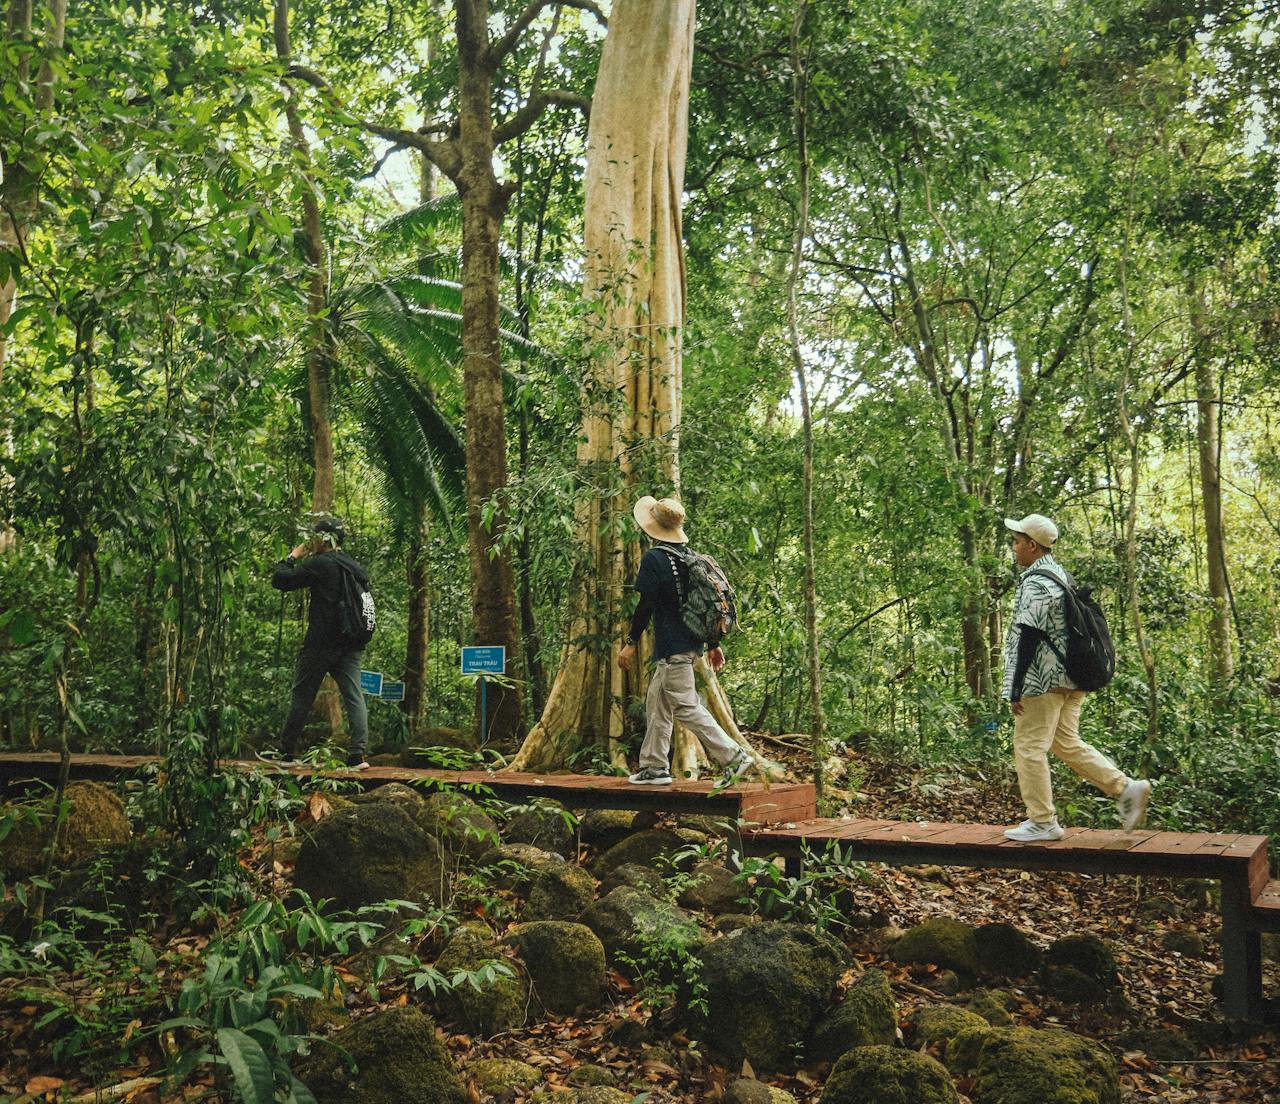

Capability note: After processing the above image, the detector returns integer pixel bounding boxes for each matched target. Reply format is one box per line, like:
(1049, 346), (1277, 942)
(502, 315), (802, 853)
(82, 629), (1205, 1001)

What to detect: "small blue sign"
(359, 670), (383, 696)
(380, 680), (405, 702)
(461, 646), (506, 675)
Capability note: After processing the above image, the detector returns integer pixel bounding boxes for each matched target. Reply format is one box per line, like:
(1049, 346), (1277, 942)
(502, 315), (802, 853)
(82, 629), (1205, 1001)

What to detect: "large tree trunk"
(510, 0), (760, 775)
(1189, 273), (1233, 692)
(455, 0), (524, 749)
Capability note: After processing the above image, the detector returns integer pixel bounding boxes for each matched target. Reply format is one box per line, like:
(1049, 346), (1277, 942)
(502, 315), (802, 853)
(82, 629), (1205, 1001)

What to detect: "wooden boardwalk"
(2, 753), (1275, 1020)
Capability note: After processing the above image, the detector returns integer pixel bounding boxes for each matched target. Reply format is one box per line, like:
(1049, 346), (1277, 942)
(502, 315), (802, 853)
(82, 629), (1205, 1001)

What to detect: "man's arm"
(271, 545), (322, 592)
(618, 592), (653, 672)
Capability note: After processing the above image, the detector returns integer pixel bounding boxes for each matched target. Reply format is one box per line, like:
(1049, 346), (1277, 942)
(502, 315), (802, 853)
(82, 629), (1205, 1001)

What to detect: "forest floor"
(1, 748), (1277, 1104)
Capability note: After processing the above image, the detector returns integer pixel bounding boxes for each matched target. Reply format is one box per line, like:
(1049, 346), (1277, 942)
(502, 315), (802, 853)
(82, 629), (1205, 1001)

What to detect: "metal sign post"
(460, 646), (506, 744)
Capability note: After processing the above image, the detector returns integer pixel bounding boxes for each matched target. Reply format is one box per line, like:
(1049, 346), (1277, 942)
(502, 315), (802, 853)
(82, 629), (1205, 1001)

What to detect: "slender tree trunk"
(455, 0), (524, 749)
(787, 0), (824, 801)
(1189, 272), (1233, 692)
(510, 0), (765, 776)
(403, 509), (430, 737)
(275, 0), (342, 737)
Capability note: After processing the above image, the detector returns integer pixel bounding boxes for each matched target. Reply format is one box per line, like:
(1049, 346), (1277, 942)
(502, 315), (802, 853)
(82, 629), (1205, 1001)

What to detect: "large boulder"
(906, 1005), (991, 1064)
(467, 1058), (542, 1095)
(525, 863), (596, 921)
(505, 921), (607, 1014)
(482, 843), (566, 891)
(598, 861), (668, 898)
(417, 791), (500, 858)
(298, 1005), (465, 1104)
(591, 828), (691, 877)
(293, 803), (446, 910)
(504, 802), (575, 856)
(891, 917), (980, 977)
(349, 782), (427, 816)
(580, 886), (700, 962)
(678, 861), (746, 915)
(948, 1025), (1119, 1104)
(695, 922), (845, 1070)
(808, 969), (897, 1065)
(1041, 933), (1119, 1004)
(578, 809), (640, 851)
(434, 923), (528, 1036)
(975, 923), (1042, 978)
(1, 781), (131, 878)
(818, 1046), (959, 1104)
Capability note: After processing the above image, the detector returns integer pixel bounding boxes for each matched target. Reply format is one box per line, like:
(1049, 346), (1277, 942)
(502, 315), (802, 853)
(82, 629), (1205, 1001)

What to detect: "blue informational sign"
(461, 646), (506, 675)
(359, 670), (383, 696)
(380, 680), (405, 702)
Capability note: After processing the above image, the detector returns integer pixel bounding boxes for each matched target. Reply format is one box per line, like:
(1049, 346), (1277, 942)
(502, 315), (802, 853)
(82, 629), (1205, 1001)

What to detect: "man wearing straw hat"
(618, 495), (751, 785)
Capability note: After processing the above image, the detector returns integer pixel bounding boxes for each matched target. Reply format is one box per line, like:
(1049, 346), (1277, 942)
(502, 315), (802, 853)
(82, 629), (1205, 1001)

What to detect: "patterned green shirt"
(1001, 553), (1076, 700)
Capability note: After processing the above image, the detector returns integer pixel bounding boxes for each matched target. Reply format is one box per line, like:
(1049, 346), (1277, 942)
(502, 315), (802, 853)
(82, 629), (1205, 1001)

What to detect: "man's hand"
(708, 647), (725, 673)
(289, 542), (310, 560)
(618, 642), (636, 672)
(1010, 699), (1025, 716)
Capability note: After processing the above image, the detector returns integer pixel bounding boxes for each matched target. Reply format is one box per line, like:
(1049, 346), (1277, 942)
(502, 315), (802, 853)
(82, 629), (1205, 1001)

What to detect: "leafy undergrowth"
(2, 750), (1278, 1104)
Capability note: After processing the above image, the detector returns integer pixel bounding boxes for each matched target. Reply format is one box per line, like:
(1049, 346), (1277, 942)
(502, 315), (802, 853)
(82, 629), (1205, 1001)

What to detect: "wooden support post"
(1220, 876), (1264, 1022)
(784, 853), (803, 880)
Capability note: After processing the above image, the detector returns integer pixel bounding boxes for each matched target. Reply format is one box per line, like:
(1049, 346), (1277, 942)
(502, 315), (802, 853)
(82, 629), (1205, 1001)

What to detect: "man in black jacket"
(269, 517), (371, 768)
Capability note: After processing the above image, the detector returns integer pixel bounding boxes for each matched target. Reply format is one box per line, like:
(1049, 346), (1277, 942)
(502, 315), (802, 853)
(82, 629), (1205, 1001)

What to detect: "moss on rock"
(598, 861), (668, 898)
(695, 922), (844, 1070)
(525, 862), (596, 921)
(1117, 1026), (1197, 1062)
(808, 968), (898, 1064)
(580, 886), (700, 961)
(578, 809), (638, 850)
(1041, 933), (1119, 1004)
(2, 781), (131, 879)
(566, 1064), (618, 1087)
(907, 1004), (991, 1056)
(417, 791), (500, 858)
(293, 803), (446, 910)
(819, 1045), (960, 1104)
(965, 988), (1015, 1027)
(503, 801), (575, 856)
(434, 923), (528, 1035)
(891, 917), (980, 976)
(975, 923), (1042, 978)
(467, 1057), (542, 1094)
(591, 828), (690, 877)
(678, 860), (746, 915)
(505, 921), (607, 1014)
(949, 1025), (1120, 1104)
(298, 1005), (465, 1104)
(1160, 928), (1206, 958)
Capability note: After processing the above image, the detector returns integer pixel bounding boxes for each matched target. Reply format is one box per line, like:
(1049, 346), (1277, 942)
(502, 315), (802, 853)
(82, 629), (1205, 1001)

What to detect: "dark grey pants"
(280, 644), (368, 755)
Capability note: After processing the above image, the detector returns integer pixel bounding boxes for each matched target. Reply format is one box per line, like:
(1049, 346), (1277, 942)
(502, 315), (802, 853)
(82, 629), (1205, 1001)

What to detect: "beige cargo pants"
(638, 652), (742, 774)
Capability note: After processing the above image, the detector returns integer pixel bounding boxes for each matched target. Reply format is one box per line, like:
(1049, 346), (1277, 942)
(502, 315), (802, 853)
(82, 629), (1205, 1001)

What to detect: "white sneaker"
(1117, 779), (1152, 831)
(1004, 818), (1065, 842)
(628, 767), (673, 786)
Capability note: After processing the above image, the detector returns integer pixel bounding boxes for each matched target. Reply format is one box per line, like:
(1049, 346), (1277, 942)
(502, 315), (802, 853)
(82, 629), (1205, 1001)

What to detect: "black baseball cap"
(312, 516), (345, 545)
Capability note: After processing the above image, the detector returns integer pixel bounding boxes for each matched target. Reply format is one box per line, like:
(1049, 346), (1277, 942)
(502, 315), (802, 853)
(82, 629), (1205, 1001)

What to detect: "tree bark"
(510, 0), (763, 775)
(1189, 272), (1233, 691)
(403, 510), (430, 737)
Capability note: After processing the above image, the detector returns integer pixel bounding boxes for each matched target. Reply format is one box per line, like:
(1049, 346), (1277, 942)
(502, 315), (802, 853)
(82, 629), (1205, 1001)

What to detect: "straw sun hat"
(632, 495), (688, 544)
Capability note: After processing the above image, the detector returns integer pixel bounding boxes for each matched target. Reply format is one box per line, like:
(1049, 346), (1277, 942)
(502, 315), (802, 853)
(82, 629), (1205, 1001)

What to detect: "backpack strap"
(657, 545), (691, 603)
(1019, 569), (1074, 666)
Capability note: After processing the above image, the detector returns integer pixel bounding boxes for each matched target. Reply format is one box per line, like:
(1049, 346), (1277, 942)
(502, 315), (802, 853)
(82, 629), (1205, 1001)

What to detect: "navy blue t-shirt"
(631, 544), (703, 662)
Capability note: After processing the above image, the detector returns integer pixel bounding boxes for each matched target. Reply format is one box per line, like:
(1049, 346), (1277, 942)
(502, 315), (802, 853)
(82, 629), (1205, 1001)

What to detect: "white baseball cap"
(1004, 513), (1059, 547)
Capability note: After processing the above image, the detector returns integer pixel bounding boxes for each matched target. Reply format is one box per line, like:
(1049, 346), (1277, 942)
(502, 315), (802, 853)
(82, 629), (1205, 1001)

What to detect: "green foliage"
(734, 843), (871, 932)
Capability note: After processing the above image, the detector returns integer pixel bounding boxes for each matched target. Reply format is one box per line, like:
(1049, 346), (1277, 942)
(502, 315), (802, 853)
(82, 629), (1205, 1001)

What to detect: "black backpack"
(333, 555), (376, 648)
(1023, 569), (1115, 692)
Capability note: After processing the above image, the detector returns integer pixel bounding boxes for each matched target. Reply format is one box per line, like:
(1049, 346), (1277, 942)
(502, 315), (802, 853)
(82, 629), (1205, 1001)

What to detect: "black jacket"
(271, 550), (370, 650)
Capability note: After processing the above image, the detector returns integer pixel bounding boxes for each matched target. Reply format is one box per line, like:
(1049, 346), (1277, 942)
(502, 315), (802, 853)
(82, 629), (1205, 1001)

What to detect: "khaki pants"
(1013, 689), (1126, 823)
(639, 652), (741, 774)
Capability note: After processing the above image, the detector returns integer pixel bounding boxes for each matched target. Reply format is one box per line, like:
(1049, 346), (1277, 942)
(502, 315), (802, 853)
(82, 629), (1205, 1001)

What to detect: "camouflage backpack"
(660, 545), (739, 647)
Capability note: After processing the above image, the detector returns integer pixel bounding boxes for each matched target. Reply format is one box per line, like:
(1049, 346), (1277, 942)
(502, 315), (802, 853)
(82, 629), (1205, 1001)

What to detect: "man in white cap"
(1001, 513), (1151, 841)
(618, 495), (751, 785)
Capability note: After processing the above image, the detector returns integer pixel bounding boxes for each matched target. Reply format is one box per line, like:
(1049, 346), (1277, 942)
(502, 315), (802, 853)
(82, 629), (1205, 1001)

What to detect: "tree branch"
(488, 0), (607, 67)
(493, 88), (590, 145)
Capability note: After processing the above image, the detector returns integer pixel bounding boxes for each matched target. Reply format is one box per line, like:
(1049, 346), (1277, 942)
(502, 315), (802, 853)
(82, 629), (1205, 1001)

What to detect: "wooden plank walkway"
(0, 753), (817, 826)
(745, 816), (1274, 1022)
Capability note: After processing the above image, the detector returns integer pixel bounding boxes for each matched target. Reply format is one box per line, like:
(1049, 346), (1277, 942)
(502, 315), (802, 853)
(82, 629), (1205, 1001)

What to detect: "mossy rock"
(725, 1080), (773, 1104)
(1161, 927), (1207, 958)
(468, 1057), (542, 1094)
(297, 1005), (465, 1104)
(418, 792), (500, 858)
(1117, 1026), (1197, 1062)
(598, 861), (668, 898)
(349, 782), (427, 814)
(678, 860), (746, 915)
(293, 803), (446, 910)
(818, 1045), (960, 1104)
(566, 1064), (618, 1088)
(678, 813), (737, 837)
(907, 1004), (991, 1058)
(716, 913), (761, 934)
(808, 968), (898, 1064)
(525, 861), (595, 921)
(578, 809), (638, 850)
(580, 886), (700, 962)
(694, 921), (845, 1070)
(1, 781), (131, 878)
(504, 801), (575, 856)
(434, 923), (528, 1035)
(975, 923), (1042, 978)
(948, 1025), (1119, 1104)
(483, 843), (566, 891)
(400, 728), (478, 764)
(966, 988), (1015, 1027)
(891, 917), (980, 976)
(591, 828), (691, 877)
(505, 921), (607, 1014)
(1041, 933), (1118, 1003)
(41, 834), (166, 937)
(1042, 965), (1109, 1004)
(1136, 893), (1180, 919)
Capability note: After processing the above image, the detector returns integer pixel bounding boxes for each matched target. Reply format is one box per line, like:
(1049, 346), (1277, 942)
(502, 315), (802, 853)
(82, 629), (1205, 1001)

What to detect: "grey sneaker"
(1117, 779), (1152, 831)
(628, 767), (673, 786)
(720, 752), (753, 785)
(1004, 818), (1066, 842)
